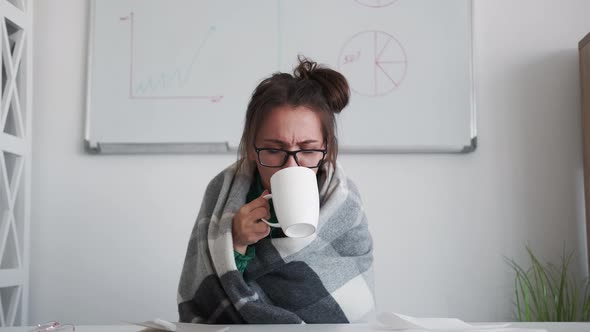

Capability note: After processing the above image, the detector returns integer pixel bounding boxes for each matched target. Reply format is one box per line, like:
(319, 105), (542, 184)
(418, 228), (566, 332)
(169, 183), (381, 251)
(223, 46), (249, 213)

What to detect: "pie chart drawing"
(338, 30), (407, 97)
(355, 0), (398, 8)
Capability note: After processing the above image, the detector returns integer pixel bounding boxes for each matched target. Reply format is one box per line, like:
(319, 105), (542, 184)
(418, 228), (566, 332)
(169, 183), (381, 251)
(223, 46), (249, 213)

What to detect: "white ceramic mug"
(260, 166), (319, 238)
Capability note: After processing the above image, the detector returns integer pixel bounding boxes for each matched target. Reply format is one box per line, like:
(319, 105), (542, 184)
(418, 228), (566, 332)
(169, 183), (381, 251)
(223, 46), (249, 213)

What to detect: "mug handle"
(260, 194), (281, 228)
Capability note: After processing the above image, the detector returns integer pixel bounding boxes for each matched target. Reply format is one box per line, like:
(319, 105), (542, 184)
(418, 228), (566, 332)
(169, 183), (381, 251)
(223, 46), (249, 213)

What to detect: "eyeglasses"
(254, 145), (327, 168)
(30, 322), (75, 332)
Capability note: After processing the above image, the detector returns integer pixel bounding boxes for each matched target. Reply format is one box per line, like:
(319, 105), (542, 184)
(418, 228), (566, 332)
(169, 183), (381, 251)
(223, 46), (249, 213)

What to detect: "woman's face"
(250, 105), (325, 191)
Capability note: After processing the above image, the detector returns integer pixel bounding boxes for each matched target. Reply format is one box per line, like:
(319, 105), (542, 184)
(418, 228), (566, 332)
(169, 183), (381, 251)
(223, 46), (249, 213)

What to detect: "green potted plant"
(506, 247), (590, 321)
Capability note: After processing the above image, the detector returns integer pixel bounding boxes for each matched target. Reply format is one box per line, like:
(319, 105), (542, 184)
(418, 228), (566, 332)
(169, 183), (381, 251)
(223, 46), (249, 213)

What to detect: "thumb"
(259, 189), (271, 201)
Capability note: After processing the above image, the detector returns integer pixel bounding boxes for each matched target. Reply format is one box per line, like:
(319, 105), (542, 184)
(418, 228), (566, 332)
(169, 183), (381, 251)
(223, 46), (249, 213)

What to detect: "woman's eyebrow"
(262, 139), (320, 146)
(262, 139), (288, 146)
(298, 140), (320, 145)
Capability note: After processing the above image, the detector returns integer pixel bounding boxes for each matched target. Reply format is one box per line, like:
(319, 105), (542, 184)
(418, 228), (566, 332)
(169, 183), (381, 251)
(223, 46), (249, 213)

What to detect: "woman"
(178, 57), (374, 324)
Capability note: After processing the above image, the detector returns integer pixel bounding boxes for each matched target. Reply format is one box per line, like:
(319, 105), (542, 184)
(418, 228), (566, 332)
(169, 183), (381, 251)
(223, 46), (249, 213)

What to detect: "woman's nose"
(283, 154), (298, 168)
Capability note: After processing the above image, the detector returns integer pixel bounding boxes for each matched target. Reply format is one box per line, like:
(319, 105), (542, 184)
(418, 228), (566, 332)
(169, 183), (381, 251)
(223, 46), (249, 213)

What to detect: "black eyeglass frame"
(253, 144), (328, 168)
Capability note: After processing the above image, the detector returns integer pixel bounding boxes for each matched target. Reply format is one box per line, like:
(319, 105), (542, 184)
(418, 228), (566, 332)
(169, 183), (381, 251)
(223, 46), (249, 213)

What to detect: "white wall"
(30, 0), (589, 325)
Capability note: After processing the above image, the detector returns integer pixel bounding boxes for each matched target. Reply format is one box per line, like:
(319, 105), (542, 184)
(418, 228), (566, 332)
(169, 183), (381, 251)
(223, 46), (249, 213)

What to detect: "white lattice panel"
(0, 0), (30, 327)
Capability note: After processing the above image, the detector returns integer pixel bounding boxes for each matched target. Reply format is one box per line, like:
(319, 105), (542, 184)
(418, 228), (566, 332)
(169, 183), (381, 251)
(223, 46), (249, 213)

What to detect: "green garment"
(234, 245), (255, 273)
(234, 170), (285, 273)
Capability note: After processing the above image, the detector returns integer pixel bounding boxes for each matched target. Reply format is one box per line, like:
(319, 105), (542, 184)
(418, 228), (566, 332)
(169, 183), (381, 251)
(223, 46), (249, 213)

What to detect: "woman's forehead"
(257, 106), (324, 143)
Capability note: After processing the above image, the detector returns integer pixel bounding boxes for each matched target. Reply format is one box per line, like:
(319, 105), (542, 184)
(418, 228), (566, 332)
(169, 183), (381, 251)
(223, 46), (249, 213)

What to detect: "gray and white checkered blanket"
(177, 160), (374, 324)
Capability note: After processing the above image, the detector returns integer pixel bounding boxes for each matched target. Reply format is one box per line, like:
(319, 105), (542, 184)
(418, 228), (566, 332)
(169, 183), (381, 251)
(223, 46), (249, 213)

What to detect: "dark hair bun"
(293, 56), (350, 114)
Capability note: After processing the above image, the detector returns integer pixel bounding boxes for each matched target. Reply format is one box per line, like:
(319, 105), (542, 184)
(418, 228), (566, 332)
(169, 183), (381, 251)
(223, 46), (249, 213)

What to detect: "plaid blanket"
(177, 160), (374, 324)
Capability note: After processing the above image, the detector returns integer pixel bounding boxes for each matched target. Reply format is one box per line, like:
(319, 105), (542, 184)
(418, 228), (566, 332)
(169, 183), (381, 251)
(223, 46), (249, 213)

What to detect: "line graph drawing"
(338, 30), (407, 97)
(355, 0), (398, 8)
(119, 12), (223, 102)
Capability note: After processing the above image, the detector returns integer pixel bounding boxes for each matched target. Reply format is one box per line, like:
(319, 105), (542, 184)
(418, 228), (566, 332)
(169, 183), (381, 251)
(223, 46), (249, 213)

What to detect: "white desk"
(1, 322), (589, 332)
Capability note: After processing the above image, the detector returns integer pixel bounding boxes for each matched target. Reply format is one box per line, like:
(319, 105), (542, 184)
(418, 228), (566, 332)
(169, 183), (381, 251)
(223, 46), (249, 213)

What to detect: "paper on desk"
(377, 312), (512, 331)
(125, 318), (177, 331)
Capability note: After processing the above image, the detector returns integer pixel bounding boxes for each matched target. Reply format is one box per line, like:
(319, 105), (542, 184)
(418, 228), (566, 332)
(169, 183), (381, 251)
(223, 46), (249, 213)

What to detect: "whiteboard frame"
(84, 0), (477, 154)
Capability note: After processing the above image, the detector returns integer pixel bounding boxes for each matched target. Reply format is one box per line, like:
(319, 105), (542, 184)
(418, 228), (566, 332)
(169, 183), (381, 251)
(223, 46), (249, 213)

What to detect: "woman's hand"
(232, 190), (271, 254)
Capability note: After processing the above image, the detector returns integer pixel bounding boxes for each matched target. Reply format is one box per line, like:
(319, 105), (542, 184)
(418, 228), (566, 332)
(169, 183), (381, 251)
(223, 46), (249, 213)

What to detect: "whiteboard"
(85, 0), (476, 154)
